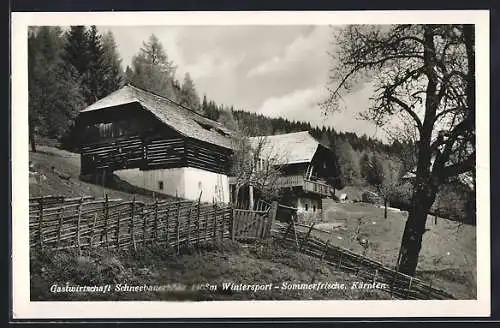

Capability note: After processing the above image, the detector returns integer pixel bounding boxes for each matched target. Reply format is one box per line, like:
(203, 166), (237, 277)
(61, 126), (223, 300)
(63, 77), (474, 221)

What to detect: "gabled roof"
(249, 131), (324, 165)
(80, 84), (234, 150)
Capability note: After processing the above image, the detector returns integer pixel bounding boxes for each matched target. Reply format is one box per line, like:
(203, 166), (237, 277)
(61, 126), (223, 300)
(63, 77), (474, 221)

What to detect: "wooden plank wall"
(144, 138), (185, 170)
(185, 139), (231, 174)
(81, 136), (231, 175)
(80, 136), (144, 173)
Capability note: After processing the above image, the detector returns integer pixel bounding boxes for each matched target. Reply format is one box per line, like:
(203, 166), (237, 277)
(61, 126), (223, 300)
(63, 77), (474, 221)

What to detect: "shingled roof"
(80, 84), (234, 150)
(249, 131), (326, 165)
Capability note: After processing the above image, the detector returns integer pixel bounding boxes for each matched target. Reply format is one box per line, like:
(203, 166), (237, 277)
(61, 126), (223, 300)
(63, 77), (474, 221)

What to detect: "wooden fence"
(29, 195), (276, 252)
(273, 222), (456, 300)
(232, 201), (277, 241)
(30, 196), (237, 253)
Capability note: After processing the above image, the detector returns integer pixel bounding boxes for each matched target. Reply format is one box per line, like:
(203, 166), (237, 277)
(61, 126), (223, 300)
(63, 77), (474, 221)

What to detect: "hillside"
(300, 202), (477, 299)
(31, 240), (391, 301)
(29, 145), (169, 202)
(29, 145), (475, 300)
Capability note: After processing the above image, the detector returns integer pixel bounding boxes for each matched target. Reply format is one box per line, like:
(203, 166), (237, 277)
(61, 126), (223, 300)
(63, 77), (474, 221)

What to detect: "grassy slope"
(304, 202), (476, 299)
(30, 240), (391, 301)
(30, 146), (162, 202)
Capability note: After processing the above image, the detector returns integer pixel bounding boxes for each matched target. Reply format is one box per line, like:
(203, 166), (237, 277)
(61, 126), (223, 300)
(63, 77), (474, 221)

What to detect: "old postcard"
(11, 10), (490, 318)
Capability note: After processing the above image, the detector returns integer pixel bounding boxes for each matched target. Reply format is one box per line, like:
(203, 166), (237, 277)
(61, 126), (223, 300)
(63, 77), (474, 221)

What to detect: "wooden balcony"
(303, 178), (334, 197)
(228, 175), (334, 197)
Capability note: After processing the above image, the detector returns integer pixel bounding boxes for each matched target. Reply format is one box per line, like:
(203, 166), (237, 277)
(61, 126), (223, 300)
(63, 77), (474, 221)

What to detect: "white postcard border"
(11, 10), (491, 319)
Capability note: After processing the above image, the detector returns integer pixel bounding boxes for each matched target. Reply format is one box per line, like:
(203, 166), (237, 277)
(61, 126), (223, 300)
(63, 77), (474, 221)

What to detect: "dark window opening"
(313, 204), (316, 212)
(305, 203), (309, 211)
(158, 181), (164, 190)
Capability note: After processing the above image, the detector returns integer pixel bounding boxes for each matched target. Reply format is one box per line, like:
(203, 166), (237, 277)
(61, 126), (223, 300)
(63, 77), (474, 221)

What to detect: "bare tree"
(367, 155), (404, 219)
(324, 25), (475, 276)
(229, 133), (284, 209)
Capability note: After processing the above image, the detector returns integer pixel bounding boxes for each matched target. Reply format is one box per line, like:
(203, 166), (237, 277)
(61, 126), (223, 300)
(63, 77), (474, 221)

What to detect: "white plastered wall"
(114, 167), (229, 203)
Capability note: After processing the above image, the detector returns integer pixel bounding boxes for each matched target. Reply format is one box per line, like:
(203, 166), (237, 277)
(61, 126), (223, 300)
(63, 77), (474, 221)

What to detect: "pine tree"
(84, 26), (106, 103)
(127, 34), (178, 100)
(179, 73), (201, 111)
(101, 30), (123, 95)
(29, 26), (86, 151)
(62, 26), (89, 78)
(201, 94), (209, 114)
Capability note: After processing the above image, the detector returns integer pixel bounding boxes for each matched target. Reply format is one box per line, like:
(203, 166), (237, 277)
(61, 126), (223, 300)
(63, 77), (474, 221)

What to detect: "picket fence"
(29, 195), (275, 252)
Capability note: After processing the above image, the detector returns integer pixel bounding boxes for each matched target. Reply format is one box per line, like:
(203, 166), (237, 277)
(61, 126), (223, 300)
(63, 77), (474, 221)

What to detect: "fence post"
(213, 201), (218, 241)
(186, 202), (193, 246)
(320, 240), (330, 263)
(76, 196), (83, 254)
(292, 219), (299, 251)
(300, 223), (315, 251)
(104, 194), (109, 249)
(89, 213), (97, 248)
(116, 200), (121, 250)
(56, 207), (64, 249)
(176, 200), (181, 254)
(38, 201), (44, 249)
(373, 269), (378, 285)
(282, 220), (293, 242)
(153, 198), (159, 242)
(130, 197), (137, 251)
(164, 205), (170, 247)
(230, 208), (235, 241)
(408, 276), (413, 298)
(196, 192), (202, 245)
(204, 212), (209, 242)
(142, 202), (148, 246)
(265, 201), (278, 239)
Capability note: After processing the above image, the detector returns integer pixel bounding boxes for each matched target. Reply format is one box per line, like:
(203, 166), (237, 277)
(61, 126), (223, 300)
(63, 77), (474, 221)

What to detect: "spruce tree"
(101, 30), (123, 94)
(84, 26), (106, 103)
(29, 26), (86, 151)
(127, 34), (178, 100)
(179, 73), (201, 111)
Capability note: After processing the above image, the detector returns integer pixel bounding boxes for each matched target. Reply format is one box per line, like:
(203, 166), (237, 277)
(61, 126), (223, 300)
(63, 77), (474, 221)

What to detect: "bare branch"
(386, 95), (423, 132)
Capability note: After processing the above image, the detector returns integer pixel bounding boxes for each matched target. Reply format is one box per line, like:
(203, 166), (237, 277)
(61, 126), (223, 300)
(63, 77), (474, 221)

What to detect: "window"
(305, 203), (309, 211)
(158, 181), (164, 190)
(313, 204), (316, 212)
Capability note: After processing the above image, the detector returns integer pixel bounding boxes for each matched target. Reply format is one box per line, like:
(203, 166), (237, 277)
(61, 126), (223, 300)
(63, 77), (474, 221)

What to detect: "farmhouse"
(230, 131), (341, 213)
(74, 84), (234, 203)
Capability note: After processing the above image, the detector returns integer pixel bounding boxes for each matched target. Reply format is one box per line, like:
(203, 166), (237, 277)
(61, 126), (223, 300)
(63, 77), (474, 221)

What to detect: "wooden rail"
(270, 175), (335, 196)
(272, 223), (456, 300)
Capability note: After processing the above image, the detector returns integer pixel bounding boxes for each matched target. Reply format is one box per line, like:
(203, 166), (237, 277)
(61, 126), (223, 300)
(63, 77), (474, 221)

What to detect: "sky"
(99, 25), (386, 141)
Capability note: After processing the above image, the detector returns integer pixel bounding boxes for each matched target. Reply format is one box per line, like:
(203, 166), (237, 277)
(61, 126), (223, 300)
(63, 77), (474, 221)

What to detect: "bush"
(390, 183), (412, 211)
(361, 191), (381, 204)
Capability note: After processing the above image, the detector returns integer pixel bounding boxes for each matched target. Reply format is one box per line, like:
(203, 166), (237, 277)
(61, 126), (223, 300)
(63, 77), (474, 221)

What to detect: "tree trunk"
(396, 26), (440, 276)
(249, 185), (254, 210)
(396, 187), (435, 276)
(234, 186), (241, 208)
(384, 199), (388, 219)
(29, 123), (37, 153)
